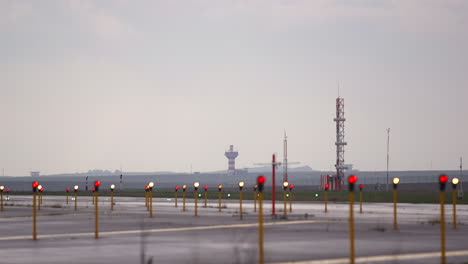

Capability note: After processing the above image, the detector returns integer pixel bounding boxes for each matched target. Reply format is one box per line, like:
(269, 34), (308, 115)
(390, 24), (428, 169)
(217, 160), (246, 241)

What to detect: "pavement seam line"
(272, 249), (468, 264)
(0, 219), (322, 241)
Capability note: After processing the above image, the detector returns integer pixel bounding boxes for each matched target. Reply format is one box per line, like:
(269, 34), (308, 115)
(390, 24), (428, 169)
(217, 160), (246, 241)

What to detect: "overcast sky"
(1, 0), (467, 176)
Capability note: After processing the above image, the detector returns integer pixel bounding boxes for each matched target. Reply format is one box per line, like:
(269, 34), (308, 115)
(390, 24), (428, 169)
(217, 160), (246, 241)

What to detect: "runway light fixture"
(238, 181), (245, 190)
(94, 180), (101, 191)
(37, 185), (43, 191)
(148, 182), (155, 188)
(175, 186), (179, 191)
(392, 177), (400, 190)
(182, 185), (187, 191)
(74, 185), (79, 191)
(289, 184), (294, 191)
(204, 185), (209, 191)
(451, 177), (460, 229)
(452, 177), (459, 187)
(282, 181), (289, 190)
(110, 184), (115, 190)
(325, 184), (329, 191)
(0, 186), (4, 191)
(218, 184), (223, 191)
(194, 182), (200, 189)
(257, 176), (266, 192)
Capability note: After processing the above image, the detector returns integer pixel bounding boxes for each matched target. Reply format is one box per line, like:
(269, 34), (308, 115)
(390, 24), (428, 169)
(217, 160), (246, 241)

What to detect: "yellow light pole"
(253, 185), (258, 212)
(37, 185), (43, 210)
(0, 185), (4, 211)
(392, 177), (400, 230)
(74, 185), (79, 211)
(257, 176), (266, 264)
(5, 189), (9, 202)
(218, 185), (223, 212)
(452, 178), (459, 229)
(324, 184), (329, 213)
(148, 182), (154, 218)
(359, 184), (364, 213)
(182, 185), (187, 211)
(39, 187), (44, 206)
(194, 182), (200, 216)
(203, 185), (209, 208)
(110, 184), (115, 211)
(174, 186), (179, 207)
(92, 188), (95, 205)
(94, 180), (101, 239)
(439, 174), (448, 264)
(238, 181), (245, 219)
(348, 175), (358, 264)
(288, 184), (294, 213)
(282, 181), (288, 218)
(32, 181), (39, 240)
(66, 188), (70, 204)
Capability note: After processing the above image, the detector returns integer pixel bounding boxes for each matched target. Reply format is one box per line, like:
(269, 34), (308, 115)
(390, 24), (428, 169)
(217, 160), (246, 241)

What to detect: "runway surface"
(0, 195), (467, 263)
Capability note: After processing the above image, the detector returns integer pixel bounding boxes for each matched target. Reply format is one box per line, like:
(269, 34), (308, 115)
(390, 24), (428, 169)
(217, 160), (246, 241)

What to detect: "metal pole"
(218, 191), (221, 212)
(254, 189), (257, 212)
(325, 191), (328, 213)
(289, 190), (292, 213)
(283, 189), (287, 218)
(95, 191), (99, 239)
(1, 192), (3, 211)
(258, 192), (264, 264)
(441, 191), (446, 264)
(393, 189), (398, 230)
(452, 189), (457, 229)
(194, 190), (198, 217)
(111, 191), (114, 211)
(239, 189), (243, 220)
(359, 190), (363, 213)
(175, 191), (178, 208)
(386, 128), (390, 192)
(272, 154), (276, 216)
(149, 190), (153, 218)
(145, 190), (148, 209)
(183, 191), (186, 211)
(33, 191), (37, 240)
(74, 192), (77, 211)
(349, 190), (355, 264)
(66, 192), (69, 204)
(204, 190), (207, 208)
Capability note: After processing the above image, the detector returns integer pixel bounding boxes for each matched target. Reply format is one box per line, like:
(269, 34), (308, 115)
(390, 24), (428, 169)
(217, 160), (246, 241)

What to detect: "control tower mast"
(334, 97), (347, 190)
(225, 145), (239, 175)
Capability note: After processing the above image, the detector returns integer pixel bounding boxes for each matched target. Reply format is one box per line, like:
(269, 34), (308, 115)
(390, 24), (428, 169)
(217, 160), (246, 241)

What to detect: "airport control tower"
(225, 145), (238, 175)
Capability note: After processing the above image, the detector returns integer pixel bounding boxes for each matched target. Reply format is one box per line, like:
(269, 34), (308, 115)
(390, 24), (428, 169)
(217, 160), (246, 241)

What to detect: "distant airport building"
(225, 145), (239, 175)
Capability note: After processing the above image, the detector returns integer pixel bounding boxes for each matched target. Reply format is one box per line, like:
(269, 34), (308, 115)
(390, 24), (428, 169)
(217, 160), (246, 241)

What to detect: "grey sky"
(1, 0), (467, 176)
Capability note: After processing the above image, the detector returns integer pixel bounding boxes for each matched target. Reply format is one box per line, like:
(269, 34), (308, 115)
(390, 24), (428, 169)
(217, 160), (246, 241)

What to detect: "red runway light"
(40, 187), (44, 192)
(175, 186), (179, 190)
(257, 176), (266, 184)
(289, 184), (294, 189)
(92, 187), (96, 191)
(204, 185), (209, 190)
(439, 174), (448, 183)
(6, 189), (10, 192)
(32, 181), (39, 188)
(325, 184), (329, 189)
(66, 188), (70, 191)
(94, 180), (101, 187)
(348, 175), (358, 184)
(359, 184), (364, 189)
